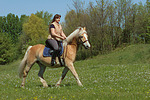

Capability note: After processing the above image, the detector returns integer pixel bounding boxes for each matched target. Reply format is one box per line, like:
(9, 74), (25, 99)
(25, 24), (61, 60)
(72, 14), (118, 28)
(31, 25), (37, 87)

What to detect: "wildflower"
(33, 96), (38, 100)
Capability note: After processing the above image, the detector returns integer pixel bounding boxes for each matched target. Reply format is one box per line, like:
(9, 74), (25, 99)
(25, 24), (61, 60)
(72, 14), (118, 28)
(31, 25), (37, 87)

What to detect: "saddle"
(43, 41), (63, 56)
(43, 41), (64, 66)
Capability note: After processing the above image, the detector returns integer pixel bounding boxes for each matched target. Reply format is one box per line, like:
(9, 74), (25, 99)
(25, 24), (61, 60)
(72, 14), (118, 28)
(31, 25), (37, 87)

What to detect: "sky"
(0, 0), (147, 23)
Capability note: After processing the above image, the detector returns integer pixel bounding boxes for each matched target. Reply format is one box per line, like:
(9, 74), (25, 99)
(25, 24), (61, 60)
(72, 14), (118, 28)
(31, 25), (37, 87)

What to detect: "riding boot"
(51, 50), (57, 66)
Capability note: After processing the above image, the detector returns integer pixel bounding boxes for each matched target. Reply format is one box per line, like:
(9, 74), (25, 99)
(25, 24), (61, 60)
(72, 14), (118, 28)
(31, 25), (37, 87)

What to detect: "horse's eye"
(79, 36), (83, 38)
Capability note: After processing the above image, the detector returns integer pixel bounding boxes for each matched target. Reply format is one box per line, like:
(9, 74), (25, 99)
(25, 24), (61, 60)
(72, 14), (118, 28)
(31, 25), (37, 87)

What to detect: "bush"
(0, 32), (19, 64)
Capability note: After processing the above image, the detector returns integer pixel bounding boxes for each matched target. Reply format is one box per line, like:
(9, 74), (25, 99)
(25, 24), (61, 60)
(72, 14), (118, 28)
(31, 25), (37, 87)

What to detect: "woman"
(46, 14), (67, 66)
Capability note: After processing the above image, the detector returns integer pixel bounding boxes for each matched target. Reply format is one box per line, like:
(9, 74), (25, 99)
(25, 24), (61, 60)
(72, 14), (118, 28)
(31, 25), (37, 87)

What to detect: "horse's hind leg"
(21, 62), (35, 87)
(37, 62), (48, 87)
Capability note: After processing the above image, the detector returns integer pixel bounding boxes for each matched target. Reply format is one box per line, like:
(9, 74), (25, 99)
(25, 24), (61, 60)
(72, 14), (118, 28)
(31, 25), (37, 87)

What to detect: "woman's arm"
(61, 31), (67, 39)
(60, 25), (67, 39)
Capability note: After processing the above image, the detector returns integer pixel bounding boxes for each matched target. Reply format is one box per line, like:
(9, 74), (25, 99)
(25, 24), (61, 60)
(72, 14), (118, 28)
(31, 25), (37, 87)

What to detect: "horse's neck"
(63, 29), (80, 47)
(70, 37), (78, 47)
(62, 31), (79, 61)
(66, 29), (80, 43)
(62, 28), (80, 53)
(63, 38), (78, 61)
(63, 37), (78, 48)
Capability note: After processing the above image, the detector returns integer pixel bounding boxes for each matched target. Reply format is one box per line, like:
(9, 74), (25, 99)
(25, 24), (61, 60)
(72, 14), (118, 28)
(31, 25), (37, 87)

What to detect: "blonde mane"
(63, 27), (83, 45)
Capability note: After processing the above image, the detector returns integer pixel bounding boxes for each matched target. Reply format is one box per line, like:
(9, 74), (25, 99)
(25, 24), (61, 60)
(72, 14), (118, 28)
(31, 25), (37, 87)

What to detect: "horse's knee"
(23, 65), (31, 77)
(38, 66), (46, 78)
(38, 72), (43, 78)
(65, 61), (73, 68)
(23, 70), (29, 77)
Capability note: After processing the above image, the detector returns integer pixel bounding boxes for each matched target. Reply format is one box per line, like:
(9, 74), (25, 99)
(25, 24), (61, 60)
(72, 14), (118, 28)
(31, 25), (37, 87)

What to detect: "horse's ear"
(79, 27), (82, 31)
(83, 27), (86, 30)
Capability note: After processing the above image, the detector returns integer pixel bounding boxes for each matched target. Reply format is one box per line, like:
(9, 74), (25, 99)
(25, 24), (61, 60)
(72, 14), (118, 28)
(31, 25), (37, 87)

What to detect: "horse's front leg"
(55, 67), (69, 87)
(37, 62), (48, 87)
(66, 62), (83, 86)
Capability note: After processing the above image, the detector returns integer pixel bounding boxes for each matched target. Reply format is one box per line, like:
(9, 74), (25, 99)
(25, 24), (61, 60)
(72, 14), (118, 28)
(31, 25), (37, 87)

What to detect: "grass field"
(0, 44), (150, 100)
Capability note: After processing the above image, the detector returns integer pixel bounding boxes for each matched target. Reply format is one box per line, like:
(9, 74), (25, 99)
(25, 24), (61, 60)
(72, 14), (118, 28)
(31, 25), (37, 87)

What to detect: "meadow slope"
(0, 44), (150, 100)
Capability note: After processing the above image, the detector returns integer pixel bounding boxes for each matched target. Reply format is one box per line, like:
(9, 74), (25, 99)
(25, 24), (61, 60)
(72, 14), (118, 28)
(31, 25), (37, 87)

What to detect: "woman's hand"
(61, 36), (66, 40)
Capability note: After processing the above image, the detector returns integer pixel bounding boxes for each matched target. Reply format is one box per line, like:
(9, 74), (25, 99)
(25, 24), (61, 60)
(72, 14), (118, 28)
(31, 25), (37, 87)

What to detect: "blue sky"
(0, 0), (146, 22)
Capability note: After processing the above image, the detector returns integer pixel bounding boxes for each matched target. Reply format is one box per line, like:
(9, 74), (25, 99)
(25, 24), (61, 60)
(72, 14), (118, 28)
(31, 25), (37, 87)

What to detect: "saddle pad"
(43, 47), (52, 57)
(43, 43), (64, 57)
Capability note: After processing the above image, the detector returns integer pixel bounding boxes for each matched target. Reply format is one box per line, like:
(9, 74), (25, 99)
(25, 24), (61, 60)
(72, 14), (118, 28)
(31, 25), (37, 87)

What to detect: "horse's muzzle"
(84, 45), (90, 49)
(83, 41), (91, 49)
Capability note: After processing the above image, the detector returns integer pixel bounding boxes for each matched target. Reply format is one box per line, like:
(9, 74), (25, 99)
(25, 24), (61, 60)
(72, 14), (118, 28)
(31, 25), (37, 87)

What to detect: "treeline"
(64, 0), (150, 60)
(0, 11), (52, 64)
(0, 0), (149, 64)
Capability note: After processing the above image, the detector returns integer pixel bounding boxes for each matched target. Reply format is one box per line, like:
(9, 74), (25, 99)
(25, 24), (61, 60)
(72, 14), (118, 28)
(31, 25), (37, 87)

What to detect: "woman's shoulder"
(50, 24), (55, 28)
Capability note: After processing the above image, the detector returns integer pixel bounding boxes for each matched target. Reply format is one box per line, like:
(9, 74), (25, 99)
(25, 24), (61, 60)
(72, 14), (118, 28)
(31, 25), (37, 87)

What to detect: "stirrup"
(58, 57), (65, 66)
(51, 59), (56, 66)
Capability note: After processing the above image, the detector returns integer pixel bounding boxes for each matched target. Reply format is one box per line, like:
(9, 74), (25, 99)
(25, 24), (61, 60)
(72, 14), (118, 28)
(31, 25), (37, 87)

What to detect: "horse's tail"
(18, 46), (32, 78)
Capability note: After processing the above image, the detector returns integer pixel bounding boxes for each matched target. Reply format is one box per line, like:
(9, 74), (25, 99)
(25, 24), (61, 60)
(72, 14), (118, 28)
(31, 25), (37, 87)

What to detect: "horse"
(18, 27), (91, 87)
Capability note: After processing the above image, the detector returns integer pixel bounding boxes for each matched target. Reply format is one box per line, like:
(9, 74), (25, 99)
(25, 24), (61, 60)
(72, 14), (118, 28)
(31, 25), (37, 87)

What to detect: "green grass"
(0, 44), (150, 100)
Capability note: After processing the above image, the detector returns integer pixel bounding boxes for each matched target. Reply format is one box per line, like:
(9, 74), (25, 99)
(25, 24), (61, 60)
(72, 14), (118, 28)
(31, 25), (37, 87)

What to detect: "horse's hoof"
(79, 84), (83, 87)
(55, 84), (60, 87)
(43, 84), (48, 88)
(21, 85), (25, 88)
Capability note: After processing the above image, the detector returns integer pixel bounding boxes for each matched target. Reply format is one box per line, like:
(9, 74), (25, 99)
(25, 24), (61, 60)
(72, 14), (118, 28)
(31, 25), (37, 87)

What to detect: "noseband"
(78, 32), (88, 45)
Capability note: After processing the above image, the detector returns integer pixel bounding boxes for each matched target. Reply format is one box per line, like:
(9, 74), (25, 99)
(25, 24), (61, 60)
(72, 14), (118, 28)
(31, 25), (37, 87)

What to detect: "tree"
(22, 14), (48, 45)
(0, 13), (27, 44)
(0, 32), (18, 64)
(5, 13), (21, 43)
(135, 2), (149, 43)
(18, 15), (29, 34)
(35, 11), (53, 26)
(64, 10), (79, 35)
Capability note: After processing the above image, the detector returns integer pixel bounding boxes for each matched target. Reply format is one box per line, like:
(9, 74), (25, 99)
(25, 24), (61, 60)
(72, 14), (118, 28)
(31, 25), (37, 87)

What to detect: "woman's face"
(55, 17), (61, 23)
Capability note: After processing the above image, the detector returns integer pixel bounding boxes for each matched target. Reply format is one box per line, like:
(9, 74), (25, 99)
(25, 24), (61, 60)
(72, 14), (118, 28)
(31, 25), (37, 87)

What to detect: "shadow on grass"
(37, 83), (76, 88)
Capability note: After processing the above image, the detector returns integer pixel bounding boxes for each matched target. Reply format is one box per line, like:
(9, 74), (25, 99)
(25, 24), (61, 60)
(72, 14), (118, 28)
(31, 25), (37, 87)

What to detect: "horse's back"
(27, 44), (45, 59)
(32, 44), (45, 49)
(29, 44), (44, 52)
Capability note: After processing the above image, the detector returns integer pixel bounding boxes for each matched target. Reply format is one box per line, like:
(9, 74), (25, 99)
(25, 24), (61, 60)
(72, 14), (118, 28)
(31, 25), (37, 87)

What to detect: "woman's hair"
(51, 14), (61, 23)
(49, 14), (61, 32)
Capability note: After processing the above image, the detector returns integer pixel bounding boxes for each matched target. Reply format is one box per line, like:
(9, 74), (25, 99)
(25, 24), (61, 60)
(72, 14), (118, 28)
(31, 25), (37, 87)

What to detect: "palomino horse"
(19, 27), (91, 87)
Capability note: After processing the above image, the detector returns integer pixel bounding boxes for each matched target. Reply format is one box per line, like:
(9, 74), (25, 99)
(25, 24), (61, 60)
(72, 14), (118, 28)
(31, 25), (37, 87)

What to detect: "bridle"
(78, 32), (89, 45)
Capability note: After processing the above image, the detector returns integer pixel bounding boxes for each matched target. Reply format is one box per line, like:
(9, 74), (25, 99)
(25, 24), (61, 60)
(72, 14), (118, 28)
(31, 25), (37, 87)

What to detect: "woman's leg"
(46, 39), (59, 50)
(46, 39), (59, 66)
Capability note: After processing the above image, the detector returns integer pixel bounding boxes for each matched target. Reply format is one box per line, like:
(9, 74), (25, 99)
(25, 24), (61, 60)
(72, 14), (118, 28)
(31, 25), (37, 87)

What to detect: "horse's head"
(78, 27), (91, 49)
